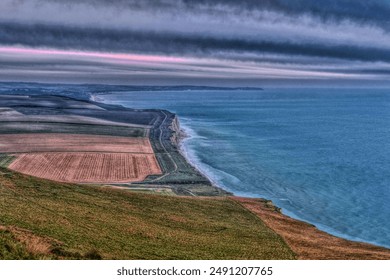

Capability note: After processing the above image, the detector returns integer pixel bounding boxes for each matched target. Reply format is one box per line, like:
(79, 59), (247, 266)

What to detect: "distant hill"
(117, 85), (264, 91)
(0, 82), (263, 101)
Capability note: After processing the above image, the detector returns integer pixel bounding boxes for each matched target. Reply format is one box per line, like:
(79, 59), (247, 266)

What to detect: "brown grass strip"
(0, 225), (62, 255)
(233, 197), (390, 260)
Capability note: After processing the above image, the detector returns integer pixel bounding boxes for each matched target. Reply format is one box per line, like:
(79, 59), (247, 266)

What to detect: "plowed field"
(9, 153), (161, 183)
(2, 133), (162, 183)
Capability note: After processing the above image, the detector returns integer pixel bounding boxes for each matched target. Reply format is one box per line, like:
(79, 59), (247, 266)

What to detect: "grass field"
(0, 122), (147, 138)
(0, 154), (14, 168)
(0, 168), (295, 260)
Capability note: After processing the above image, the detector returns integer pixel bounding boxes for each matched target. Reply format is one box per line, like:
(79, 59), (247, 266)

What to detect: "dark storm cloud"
(1, 0), (390, 85)
(1, 0), (389, 61)
(183, 0), (390, 27)
(40, 0), (390, 28)
(0, 23), (390, 62)
(1, 22), (390, 63)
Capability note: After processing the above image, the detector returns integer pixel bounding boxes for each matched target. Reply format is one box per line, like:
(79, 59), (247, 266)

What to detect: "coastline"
(168, 113), (390, 257)
(92, 93), (390, 256)
(233, 197), (390, 259)
(1, 91), (389, 259)
(176, 122), (230, 192)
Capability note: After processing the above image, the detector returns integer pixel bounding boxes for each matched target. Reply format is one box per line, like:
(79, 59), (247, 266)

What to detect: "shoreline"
(169, 114), (390, 253)
(93, 93), (390, 253)
(1, 91), (389, 258)
(176, 122), (230, 192)
(233, 197), (390, 259)
(175, 121), (390, 256)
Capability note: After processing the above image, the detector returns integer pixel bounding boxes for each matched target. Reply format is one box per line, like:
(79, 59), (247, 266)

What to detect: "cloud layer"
(1, 0), (390, 86)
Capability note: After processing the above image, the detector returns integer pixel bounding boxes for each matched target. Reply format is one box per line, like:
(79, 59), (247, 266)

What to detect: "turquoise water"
(99, 88), (390, 248)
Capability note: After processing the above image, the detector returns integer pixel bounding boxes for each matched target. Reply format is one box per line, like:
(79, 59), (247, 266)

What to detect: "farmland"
(0, 134), (161, 183)
(0, 122), (147, 138)
(9, 153), (161, 183)
(0, 134), (154, 154)
(0, 93), (226, 195)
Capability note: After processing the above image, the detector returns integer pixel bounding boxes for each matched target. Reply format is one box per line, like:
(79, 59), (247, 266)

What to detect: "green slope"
(0, 168), (295, 260)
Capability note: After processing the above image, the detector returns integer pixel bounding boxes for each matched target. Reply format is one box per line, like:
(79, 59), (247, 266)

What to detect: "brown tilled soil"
(233, 197), (390, 260)
(9, 152), (162, 183)
(0, 133), (153, 153)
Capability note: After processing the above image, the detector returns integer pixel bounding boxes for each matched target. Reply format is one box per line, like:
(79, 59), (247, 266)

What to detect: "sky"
(1, 0), (390, 87)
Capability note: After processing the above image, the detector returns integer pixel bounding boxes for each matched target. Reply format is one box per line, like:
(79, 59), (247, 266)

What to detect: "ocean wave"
(179, 121), (240, 193)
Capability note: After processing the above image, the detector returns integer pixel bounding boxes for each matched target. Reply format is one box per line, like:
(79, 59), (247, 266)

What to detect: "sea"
(99, 88), (390, 248)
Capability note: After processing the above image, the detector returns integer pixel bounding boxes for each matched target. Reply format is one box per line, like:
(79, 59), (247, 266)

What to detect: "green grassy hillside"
(0, 168), (295, 260)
